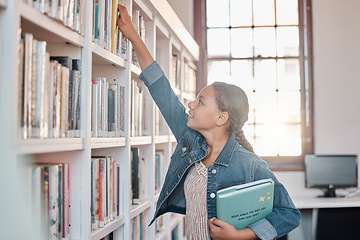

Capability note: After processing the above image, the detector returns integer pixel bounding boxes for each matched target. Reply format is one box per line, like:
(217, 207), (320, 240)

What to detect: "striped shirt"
(184, 161), (210, 240)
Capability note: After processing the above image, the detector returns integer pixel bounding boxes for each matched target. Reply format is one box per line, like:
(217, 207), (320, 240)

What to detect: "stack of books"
(91, 78), (125, 138)
(131, 212), (145, 240)
(132, 9), (146, 67)
(28, 163), (70, 240)
(131, 147), (147, 205)
(91, 156), (121, 230)
(93, 0), (127, 58)
(22, 0), (83, 34)
(130, 80), (147, 137)
(19, 33), (81, 139)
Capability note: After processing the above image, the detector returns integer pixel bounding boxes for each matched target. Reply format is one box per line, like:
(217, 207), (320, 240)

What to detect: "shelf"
(130, 136), (152, 145)
(20, 2), (84, 47)
(172, 86), (181, 96)
(170, 135), (176, 143)
(91, 42), (126, 67)
(149, 0), (199, 60)
(131, 64), (142, 76)
(91, 216), (125, 240)
(155, 230), (167, 240)
(170, 214), (183, 230)
(17, 138), (84, 154)
(0, 0), (6, 8)
(182, 92), (195, 101)
(91, 137), (126, 149)
(133, 0), (153, 20)
(130, 200), (151, 219)
(154, 135), (169, 144)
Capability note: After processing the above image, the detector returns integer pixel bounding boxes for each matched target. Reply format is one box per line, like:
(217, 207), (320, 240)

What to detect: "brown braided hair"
(211, 82), (254, 153)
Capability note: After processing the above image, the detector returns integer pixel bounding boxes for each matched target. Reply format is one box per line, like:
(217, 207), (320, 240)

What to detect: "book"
(216, 178), (274, 230)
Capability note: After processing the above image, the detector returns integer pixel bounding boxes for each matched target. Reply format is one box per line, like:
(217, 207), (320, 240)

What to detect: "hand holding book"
(116, 4), (154, 71)
(208, 218), (258, 240)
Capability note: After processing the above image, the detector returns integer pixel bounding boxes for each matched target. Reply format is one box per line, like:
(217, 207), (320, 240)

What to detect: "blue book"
(216, 178), (274, 230)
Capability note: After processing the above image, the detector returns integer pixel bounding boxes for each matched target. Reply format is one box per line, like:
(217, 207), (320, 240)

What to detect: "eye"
(198, 99), (203, 105)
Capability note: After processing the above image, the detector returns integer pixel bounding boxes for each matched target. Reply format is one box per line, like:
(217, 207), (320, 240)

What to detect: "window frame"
(200, 0), (314, 170)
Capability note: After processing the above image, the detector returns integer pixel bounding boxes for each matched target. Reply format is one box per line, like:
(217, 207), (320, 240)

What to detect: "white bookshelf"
(1, 0), (198, 239)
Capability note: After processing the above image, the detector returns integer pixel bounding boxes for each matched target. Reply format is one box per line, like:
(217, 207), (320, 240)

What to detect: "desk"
(287, 196), (360, 240)
(293, 196), (360, 209)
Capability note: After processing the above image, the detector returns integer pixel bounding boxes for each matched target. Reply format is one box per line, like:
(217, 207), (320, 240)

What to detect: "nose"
(188, 100), (195, 109)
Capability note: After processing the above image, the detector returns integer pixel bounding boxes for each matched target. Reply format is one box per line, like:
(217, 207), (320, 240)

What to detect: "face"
(187, 86), (225, 132)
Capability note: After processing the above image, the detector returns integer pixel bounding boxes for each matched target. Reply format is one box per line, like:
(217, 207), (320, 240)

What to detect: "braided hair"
(211, 82), (254, 153)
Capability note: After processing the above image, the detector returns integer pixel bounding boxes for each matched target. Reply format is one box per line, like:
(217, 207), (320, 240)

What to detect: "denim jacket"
(139, 61), (301, 240)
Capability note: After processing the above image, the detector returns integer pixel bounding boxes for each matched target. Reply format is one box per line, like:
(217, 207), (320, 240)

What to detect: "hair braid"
(211, 82), (255, 153)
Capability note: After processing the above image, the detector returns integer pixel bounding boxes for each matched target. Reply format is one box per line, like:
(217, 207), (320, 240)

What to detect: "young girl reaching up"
(117, 5), (301, 240)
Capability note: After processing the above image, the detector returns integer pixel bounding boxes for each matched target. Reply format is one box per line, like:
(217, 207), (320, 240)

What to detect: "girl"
(117, 5), (301, 240)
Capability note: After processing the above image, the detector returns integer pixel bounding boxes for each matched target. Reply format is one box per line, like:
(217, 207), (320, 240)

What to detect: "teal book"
(216, 178), (274, 230)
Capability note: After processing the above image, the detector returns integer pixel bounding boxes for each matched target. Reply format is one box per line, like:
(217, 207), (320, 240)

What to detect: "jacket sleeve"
(139, 61), (188, 141)
(247, 159), (301, 240)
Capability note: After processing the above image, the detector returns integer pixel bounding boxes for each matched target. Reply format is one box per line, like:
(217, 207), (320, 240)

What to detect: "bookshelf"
(1, 0), (198, 240)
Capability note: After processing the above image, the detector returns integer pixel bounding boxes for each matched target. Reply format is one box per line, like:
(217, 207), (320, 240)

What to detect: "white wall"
(167, 0), (194, 36)
(312, 0), (360, 159)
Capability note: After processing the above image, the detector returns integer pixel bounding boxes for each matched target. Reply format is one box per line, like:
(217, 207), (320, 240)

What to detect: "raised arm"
(117, 5), (188, 140)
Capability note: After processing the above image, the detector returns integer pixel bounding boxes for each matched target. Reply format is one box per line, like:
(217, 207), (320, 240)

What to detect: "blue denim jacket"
(139, 61), (301, 240)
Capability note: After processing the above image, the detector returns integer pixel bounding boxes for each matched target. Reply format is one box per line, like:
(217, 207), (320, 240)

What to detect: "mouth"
(188, 111), (194, 119)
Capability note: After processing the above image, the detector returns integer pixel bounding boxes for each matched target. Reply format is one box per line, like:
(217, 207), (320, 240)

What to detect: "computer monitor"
(305, 154), (358, 197)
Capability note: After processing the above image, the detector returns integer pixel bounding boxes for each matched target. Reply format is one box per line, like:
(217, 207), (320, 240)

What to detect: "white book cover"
(42, 52), (50, 138)
(91, 79), (98, 137)
(60, 66), (69, 137)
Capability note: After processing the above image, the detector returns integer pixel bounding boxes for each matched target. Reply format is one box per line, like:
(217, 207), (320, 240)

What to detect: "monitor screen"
(305, 155), (357, 197)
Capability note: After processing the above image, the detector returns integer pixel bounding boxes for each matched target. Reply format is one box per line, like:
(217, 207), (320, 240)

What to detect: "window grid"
(207, 0), (304, 158)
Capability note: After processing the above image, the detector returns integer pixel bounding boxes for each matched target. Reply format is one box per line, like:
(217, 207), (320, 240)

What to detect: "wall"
(167, 0), (194, 36)
(312, 0), (360, 163)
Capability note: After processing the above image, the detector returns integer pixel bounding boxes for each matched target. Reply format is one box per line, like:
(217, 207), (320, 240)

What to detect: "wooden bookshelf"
(1, 0), (197, 239)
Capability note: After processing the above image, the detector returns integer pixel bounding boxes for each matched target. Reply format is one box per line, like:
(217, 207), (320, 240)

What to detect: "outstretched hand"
(117, 4), (139, 41)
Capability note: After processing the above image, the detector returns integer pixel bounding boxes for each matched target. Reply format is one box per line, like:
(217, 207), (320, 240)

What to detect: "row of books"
(131, 9), (146, 67)
(154, 215), (164, 236)
(19, 33), (81, 139)
(131, 147), (146, 205)
(22, 0), (83, 34)
(101, 231), (114, 240)
(131, 211), (145, 240)
(28, 163), (70, 240)
(154, 105), (167, 136)
(93, 0), (127, 58)
(91, 156), (121, 231)
(183, 61), (196, 94)
(170, 53), (181, 89)
(155, 150), (165, 194)
(91, 78), (125, 138)
(130, 79), (148, 137)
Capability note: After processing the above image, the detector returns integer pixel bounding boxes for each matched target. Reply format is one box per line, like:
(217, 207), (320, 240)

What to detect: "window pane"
(276, 0), (298, 25)
(254, 28), (276, 57)
(254, 92), (277, 124)
(254, 60), (276, 91)
(254, 123), (278, 156)
(278, 124), (301, 156)
(253, 0), (275, 26)
(243, 123), (255, 147)
(278, 91), (301, 123)
(207, 61), (231, 84)
(231, 28), (253, 58)
(277, 59), (300, 91)
(230, 0), (252, 27)
(206, 0), (230, 27)
(277, 27), (299, 57)
(231, 60), (253, 93)
(207, 28), (230, 57)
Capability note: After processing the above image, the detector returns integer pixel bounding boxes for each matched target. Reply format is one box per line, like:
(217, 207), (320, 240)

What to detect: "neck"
(201, 129), (230, 156)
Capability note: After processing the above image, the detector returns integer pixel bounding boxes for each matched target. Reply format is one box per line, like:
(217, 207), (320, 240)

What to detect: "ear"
(216, 112), (229, 127)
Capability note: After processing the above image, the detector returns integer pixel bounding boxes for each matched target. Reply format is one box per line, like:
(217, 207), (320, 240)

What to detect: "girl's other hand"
(208, 218), (259, 240)
(117, 4), (139, 41)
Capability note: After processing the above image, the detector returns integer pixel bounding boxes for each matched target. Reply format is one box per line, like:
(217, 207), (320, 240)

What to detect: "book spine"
(91, 159), (97, 230)
(98, 158), (105, 227)
(91, 79), (98, 137)
(48, 165), (59, 240)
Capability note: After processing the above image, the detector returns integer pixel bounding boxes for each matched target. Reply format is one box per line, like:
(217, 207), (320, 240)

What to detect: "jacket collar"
(195, 133), (237, 167)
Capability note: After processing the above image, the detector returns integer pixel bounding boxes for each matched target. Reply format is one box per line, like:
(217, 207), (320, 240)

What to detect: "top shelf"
(20, 2), (84, 47)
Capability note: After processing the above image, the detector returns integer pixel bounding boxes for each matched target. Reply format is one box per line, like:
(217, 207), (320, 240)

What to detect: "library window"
(206, 0), (313, 167)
